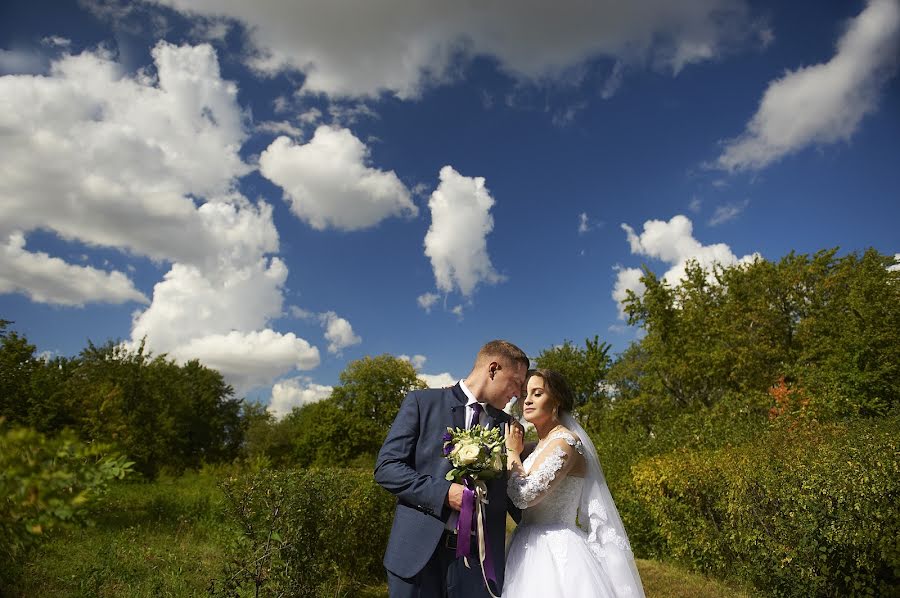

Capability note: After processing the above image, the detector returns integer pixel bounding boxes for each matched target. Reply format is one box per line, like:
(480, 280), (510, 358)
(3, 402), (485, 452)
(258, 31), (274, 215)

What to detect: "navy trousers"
(386, 534), (495, 598)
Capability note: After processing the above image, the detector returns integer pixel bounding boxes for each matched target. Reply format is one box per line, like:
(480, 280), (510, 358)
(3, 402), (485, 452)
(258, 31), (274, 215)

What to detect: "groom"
(375, 340), (528, 598)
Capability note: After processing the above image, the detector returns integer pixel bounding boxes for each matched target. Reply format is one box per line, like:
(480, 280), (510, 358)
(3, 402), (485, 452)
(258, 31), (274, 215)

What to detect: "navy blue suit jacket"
(374, 384), (517, 588)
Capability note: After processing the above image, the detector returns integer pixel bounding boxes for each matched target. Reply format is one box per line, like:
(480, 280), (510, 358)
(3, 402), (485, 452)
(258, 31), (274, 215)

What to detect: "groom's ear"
(488, 361), (500, 380)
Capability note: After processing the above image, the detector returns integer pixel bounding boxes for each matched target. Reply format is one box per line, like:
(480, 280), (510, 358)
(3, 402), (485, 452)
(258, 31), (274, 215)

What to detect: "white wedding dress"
(503, 417), (645, 598)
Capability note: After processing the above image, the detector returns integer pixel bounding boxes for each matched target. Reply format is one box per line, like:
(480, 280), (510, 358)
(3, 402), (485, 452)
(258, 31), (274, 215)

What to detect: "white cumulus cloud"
(173, 330), (321, 394)
(399, 354), (428, 370)
(418, 372), (457, 388)
(0, 42), (251, 266)
(130, 254), (286, 354)
(613, 215), (759, 317)
(398, 352), (454, 388)
(0, 42), (325, 390)
(611, 266), (646, 319)
(0, 48), (47, 75)
(717, 0), (900, 171)
(423, 166), (505, 299)
(268, 376), (333, 419)
(152, 0), (759, 99)
(259, 126), (417, 231)
(0, 232), (147, 306)
(319, 311), (362, 355)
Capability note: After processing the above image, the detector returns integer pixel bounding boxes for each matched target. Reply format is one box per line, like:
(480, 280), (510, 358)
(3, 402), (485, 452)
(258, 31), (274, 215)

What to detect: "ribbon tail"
(475, 482), (500, 598)
(456, 482), (475, 559)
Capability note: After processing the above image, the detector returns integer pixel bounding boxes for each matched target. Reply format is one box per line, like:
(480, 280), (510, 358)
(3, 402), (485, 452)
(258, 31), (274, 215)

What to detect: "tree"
(533, 336), (612, 408)
(61, 340), (243, 477)
(239, 401), (279, 465)
(167, 359), (243, 467)
(0, 323), (246, 477)
(26, 355), (78, 433)
(0, 320), (38, 425)
(287, 355), (426, 468)
(330, 354), (426, 434)
(290, 400), (382, 468)
(614, 248), (900, 427)
(794, 249), (900, 416)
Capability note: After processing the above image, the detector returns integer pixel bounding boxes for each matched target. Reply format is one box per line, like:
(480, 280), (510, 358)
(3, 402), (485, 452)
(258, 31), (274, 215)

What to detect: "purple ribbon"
(481, 523), (498, 586)
(455, 478), (498, 590)
(455, 479), (475, 558)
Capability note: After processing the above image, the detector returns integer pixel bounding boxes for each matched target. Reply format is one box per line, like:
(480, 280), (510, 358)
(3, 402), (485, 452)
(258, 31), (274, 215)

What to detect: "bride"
(503, 368), (645, 598)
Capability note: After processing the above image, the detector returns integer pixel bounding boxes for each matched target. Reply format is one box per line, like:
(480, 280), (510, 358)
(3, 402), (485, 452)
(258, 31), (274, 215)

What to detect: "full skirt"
(503, 522), (617, 597)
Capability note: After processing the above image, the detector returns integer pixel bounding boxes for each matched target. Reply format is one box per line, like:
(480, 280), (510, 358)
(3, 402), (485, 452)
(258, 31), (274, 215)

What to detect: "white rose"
(491, 453), (504, 471)
(457, 444), (481, 465)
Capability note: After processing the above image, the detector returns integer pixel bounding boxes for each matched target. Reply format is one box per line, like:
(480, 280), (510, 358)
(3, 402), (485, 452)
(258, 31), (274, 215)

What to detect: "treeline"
(612, 247), (899, 425)
(550, 248), (899, 597)
(241, 354), (425, 469)
(0, 322), (424, 588)
(1, 321), (430, 478)
(4, 247), (898, 596)
(1, 324), (242, 479)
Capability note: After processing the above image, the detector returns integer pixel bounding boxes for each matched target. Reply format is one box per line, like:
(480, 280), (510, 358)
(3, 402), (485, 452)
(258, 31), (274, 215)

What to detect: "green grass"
(13, 472), (758, 598)
(13, 471), (237, 597)
(359, 560), (757, 598)
(636, 559), (759, 598)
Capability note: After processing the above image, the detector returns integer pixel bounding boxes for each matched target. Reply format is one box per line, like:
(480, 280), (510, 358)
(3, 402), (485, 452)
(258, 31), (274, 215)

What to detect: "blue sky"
(2, 0), (898, 416)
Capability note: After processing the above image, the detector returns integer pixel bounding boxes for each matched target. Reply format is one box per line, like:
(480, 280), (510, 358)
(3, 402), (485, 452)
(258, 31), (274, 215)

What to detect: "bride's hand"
(506, 421), (524, 454)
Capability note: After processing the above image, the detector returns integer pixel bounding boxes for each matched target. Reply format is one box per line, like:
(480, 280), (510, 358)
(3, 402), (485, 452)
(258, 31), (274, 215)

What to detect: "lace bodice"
(508, 430), (585, 523)
(521, 475), (584, 525)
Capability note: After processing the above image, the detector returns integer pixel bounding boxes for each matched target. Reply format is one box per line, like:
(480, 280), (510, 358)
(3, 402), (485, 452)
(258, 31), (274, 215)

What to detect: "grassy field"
(13, 472), (233, 597)
(12, 472), (757, 598)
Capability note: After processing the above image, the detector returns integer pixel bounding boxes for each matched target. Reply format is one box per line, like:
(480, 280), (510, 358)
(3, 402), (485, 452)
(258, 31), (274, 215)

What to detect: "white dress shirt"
(459, 379), (488, 429)
(447, 379), (487, 531)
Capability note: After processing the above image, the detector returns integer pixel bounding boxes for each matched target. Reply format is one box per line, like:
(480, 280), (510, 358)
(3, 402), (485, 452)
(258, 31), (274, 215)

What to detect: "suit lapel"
(449, 384), (509, 430)
(449, 383), (467, 430)
(484, 404), (507, 432)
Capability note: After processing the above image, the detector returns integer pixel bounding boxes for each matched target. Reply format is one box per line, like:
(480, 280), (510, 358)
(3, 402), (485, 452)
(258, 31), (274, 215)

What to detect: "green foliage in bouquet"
(212, 468), (395, 597)
(631, 414), (900, 597)
(0, 421), (132, 585)
(443, 425), (506, 482)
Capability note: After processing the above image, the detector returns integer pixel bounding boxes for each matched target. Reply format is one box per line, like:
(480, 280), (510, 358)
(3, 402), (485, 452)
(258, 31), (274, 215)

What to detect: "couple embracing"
(374, 340), (645, 598)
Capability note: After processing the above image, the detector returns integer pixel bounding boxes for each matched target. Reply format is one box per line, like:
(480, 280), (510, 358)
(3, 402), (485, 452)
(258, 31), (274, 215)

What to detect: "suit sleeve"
(374, 391), (451, 517)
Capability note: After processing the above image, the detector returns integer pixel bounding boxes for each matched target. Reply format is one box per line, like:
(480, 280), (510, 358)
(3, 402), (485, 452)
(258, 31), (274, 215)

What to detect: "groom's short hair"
(476, 339), (529, 369)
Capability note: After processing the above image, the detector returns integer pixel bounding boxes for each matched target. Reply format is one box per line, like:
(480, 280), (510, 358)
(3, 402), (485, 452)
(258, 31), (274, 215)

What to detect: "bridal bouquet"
(442, 425), (506, 483)
(443, 424), (505, 596)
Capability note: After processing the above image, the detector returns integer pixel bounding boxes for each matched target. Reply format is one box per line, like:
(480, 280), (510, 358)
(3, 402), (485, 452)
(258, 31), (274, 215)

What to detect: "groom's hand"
(447, 482), (465, 511)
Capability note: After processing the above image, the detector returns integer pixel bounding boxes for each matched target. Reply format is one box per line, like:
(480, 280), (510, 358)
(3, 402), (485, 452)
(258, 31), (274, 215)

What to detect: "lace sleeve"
(507, 435), (583, 509)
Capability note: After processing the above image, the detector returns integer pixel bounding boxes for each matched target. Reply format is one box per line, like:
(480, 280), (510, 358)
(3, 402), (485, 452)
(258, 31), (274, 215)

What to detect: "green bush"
(212, 467), (394, 597)
(632, 414), (900, 597)
(0, 423), (132, 586)
(585, 392), (771, 559)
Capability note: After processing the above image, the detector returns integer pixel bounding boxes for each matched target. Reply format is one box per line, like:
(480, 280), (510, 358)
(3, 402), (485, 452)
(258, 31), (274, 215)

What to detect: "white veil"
(561, 412), (646, 598)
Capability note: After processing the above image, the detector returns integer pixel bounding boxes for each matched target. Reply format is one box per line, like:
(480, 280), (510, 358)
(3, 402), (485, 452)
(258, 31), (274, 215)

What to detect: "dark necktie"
(469, 402), (483, 429)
